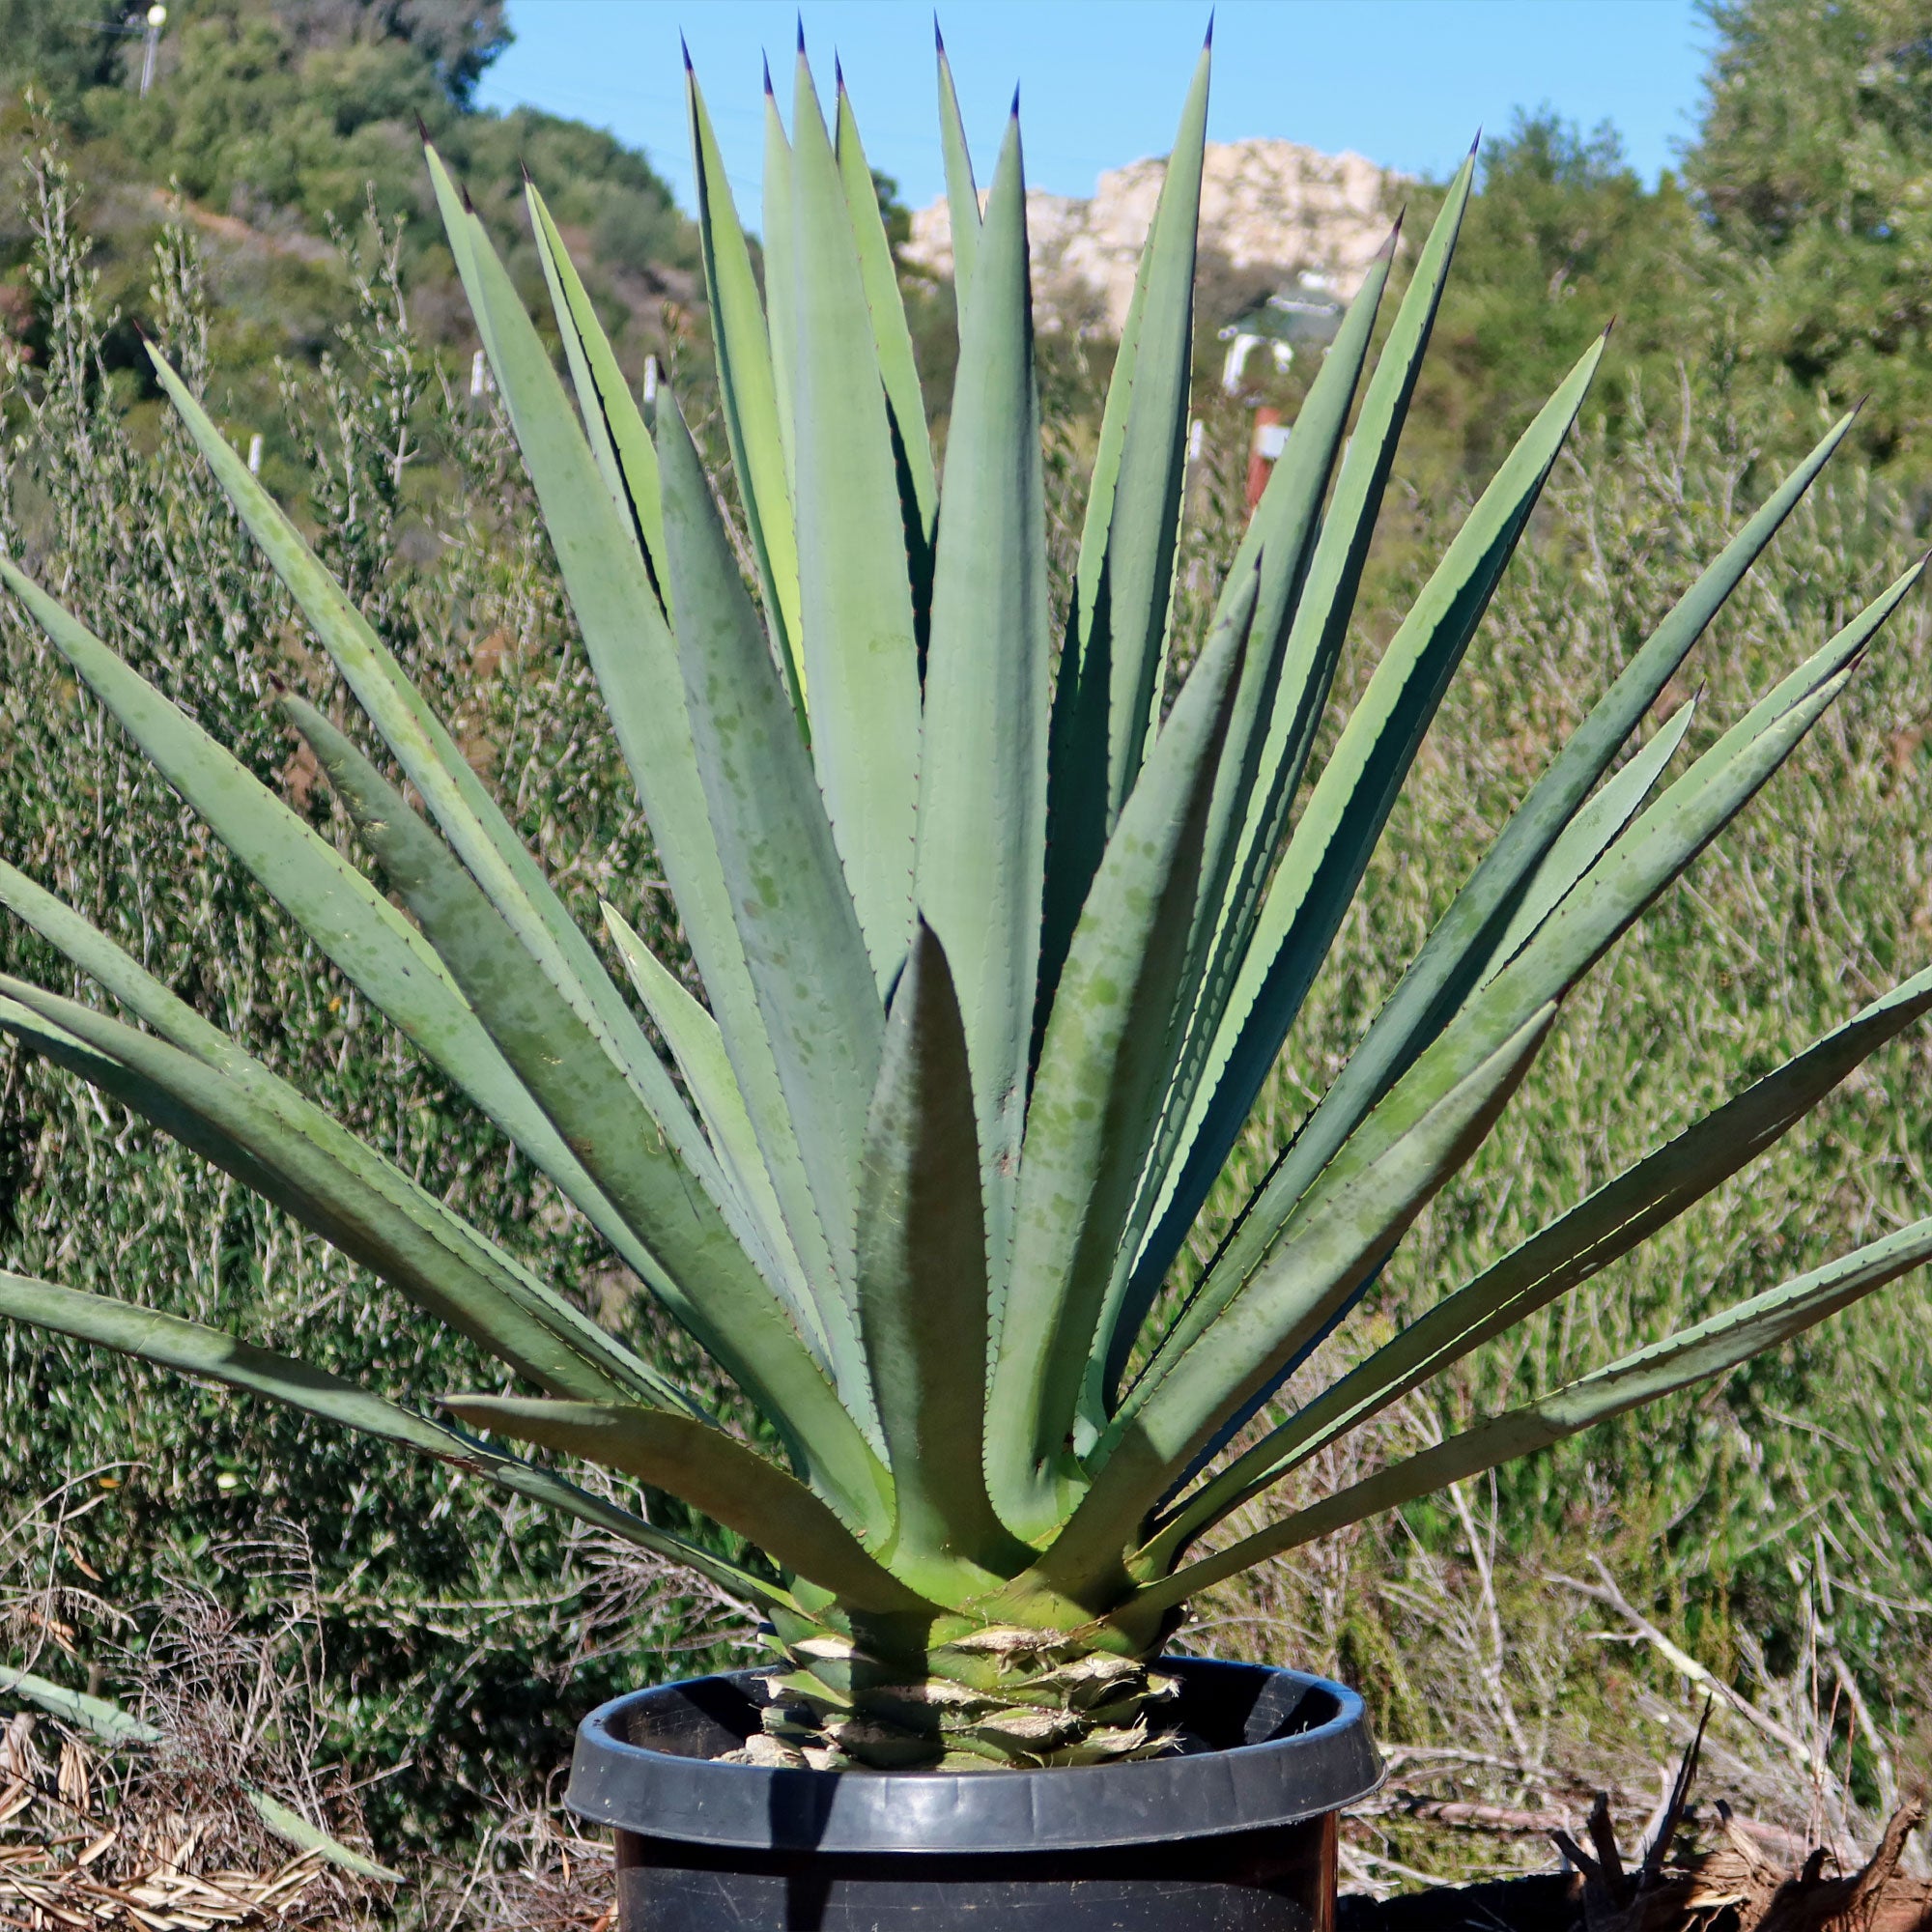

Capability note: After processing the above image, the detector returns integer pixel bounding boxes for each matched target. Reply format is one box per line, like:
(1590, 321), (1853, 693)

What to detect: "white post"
(139, 5), (166, 98)
(1220, 330), (1261, 397)
(469, 348), (488, 399)
(246, 433), (264, 475)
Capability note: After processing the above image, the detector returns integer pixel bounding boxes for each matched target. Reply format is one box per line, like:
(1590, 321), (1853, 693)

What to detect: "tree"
(276, 0), (511, 109)
(0, 0), (131, 107)
(1687, 0), (1932, 459)
(1406, 108), (1705, 475)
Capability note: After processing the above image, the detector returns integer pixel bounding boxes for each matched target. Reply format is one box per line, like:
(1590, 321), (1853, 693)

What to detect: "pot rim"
(566, 1655), (1383, 1855)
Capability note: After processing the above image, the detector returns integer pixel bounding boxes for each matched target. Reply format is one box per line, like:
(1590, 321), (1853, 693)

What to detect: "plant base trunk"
(569, 1656), (1380, 1932)
(752, 1615), (1181, 1769)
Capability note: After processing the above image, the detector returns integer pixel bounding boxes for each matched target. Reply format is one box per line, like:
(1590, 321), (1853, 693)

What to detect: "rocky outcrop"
(902, 137), (1396, 335)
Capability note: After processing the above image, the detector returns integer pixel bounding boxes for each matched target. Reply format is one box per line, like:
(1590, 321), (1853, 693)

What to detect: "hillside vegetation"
(0, 0), (697, 518)
(1, 0), (1931, 1892)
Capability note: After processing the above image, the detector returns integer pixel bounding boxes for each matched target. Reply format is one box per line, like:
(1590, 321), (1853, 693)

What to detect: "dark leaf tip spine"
(933, 13), (944, 52)
(763, 52), (774, 95)
(1205, 10), (1214, 47)
(1009, 82), (1020, 118)
(680, 32), (693, 73)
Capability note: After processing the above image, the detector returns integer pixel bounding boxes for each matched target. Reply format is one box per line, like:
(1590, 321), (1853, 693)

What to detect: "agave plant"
(0, 30), (1927, 1774)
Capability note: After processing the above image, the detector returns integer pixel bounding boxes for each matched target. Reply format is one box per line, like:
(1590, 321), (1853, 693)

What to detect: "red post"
(1246, 406), (1282, 511)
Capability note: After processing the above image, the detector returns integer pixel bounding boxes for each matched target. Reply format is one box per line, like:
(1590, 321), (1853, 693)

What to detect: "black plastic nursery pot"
(567, 1656), (1381, 1930)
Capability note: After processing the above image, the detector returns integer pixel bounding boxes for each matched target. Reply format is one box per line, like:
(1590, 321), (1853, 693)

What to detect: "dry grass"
(0, 1770), (353, 1931)
(422, 1793), (611, 1932)
(0, 1480), (750, 1928)
(0, 1486), (391, 1920)
(1189, 1472), (1930, 1899)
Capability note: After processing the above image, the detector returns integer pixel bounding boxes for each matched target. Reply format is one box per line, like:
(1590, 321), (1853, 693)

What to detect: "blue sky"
(475, 1), (1713, 219)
